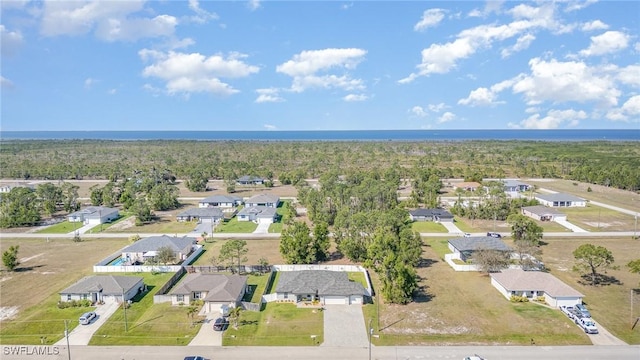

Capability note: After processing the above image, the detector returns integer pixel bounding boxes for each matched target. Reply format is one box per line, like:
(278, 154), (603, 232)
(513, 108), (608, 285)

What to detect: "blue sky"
(1, 0), (639, 131)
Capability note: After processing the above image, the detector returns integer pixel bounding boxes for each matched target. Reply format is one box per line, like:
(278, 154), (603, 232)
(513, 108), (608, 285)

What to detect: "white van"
(79, 311), (96, 325)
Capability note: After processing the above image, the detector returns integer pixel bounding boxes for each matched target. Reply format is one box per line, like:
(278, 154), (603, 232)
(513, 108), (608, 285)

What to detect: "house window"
(176, 295), (184, 302)
(82, 294), (88, 300)
(193, 292), (202, 300)
(284, 292), (288, 299)
(67, 294), (72, 301)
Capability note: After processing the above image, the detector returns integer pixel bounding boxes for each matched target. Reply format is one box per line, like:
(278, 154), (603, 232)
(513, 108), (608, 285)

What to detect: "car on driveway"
(79, 311), (96, 325)
(463, 355), (486, 360)
(576, 317), (598, 334)
(213, 317), (228, 331)
(487, 232), (501, 238)
(575, 304), (591, 318)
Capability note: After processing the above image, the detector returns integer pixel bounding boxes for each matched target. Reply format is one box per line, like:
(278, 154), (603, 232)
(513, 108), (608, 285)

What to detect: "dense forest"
(0, 140), (639, 191)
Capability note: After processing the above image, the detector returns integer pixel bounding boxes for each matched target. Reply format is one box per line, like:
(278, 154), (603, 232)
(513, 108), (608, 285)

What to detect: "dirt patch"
(107, 216), (136, 231)
(19, 253), (43, 263)
(0, 306), (19, 321)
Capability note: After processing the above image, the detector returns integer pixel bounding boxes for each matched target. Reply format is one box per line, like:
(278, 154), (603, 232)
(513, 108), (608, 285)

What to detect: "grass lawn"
(411, 221), (448, 233)
(35, 221), (85, 234)
(89, 272), (202, 346)
(190, 239), (285, 266)
(106, 219), (196, 234)
(561, 205), (637, 232)
(243, 274), (271, 303)
(223, 303), (323, 346)
(215, 217), (257, 233)
(84, 215), (131, 234)
(268, 222), (283, 233)
(347, 271), (368, 289)
(0, 238), (130, 344)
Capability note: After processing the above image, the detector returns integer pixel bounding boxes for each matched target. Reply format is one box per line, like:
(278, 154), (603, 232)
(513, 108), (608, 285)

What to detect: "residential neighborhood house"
(67, 206), (119, 224)
(60, 275), (144, 304)
(176, 207), (224, 224)
(502, 179), (532, 196)
(236, 206), (278, 224)
(245, 193), (280, 208)
(409, 208), (454, 222)
(236, 175), (264, 185)
(535, 193), (586, 207)
(448, 236), (512, 262)
(490, 268), (584, 308)
(522, 205), (567, 222)
(452, 181), (482, 192)
(120, 235), (196, 264)
(274, 270), (367, 305)
(198, 194), (243, 209)
(168, 273), (247, 313)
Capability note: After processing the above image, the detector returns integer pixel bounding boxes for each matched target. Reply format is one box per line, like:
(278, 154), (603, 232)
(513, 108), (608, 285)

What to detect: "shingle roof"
(68, 206), (119, 218)
(503, 179), (530, 187)
(245, 193), (280, 205)
(169, 274), (247, 302)
(121, 235), (195, 253)
(409, 208), (454, 218)
(237, 175), (264, 182)
(177, 207), (224, 218)
(536, 193), (585, 202)
(275, 270), (367, 297)
(237, 206), (277, 218)
(200, 194), (242, 204)
(448, 236), (512, 252)
(60, 275), (143, 295)
(490, 269), (584, 297)
(522, 205), (565, 216)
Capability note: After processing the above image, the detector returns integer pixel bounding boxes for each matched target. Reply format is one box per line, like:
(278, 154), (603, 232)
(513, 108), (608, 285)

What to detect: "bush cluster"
(57, 299), (92, 309)
(509, 295), (530, 303)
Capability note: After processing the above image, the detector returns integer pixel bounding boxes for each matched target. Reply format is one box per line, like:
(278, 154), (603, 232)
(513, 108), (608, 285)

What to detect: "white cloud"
(84, 78), (97, 89)
(616, 64), (640, 87)
(428, 103), (447, 112)
(512, 57), (620, 107)
(510, 109), (587, 129)
(467, 1), (504, 17)
(438, 111), (456, 123)
(1, 25), (24, 57)
(0, 0), (29, 10)
(263, 124), (276, 130)
(40, 1), (177, 41)
(188, 0), (218, 24)
(409, 106), (428, 117)
(580, 20), (608, 32)
(458, 87), (499, 106)
(277, 48), (366, 93)
(255, 88), (284, 103)
(140, 50), (259, 96)
(414, 9), (446, 31)
(343, 94), (368, 102)
(501, 33), (535, 58)
(1, 76), (15, 89)
(108, 88), (117, 95)
(606, 95), (640, 121)
(579, 31), (630, 57)
(564, 0), (598, 13)
(247, 0), (261, 11)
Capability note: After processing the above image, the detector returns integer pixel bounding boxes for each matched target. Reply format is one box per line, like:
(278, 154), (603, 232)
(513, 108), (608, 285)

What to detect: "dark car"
(183, 357), (205, 360)
(213, 317), (228, 331)
(487, 232), (502, 238)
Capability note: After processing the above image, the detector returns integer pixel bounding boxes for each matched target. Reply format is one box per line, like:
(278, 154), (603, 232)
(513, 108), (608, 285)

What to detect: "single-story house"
(490, 269), (584, 308)
(67, 206), (119, 224)
(236, 206), (277, 224)
(59, 275), (144, 304)
(120, 235), (195, 264)
(198, 194), (243, 209)
(409, 208), (454, 222)
(237, 175), (264, 185)
(522, 205), (567, 222)
(452, 181), (482, 192)
(274, 270), (367, 305)
(176, 207), (224, 223)
(448, 236), (512, 262)
(245, 193), (280, 208)
(503, 179), (531, 193)
(169, 273), (247, 313)
(535, 193), (586, 207)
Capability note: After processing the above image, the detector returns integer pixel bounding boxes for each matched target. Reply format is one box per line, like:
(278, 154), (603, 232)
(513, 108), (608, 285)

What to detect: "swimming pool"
(109, 257), (125, 266)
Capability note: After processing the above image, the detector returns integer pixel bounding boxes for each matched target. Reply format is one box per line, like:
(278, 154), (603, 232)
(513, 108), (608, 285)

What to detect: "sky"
(1, 0), (639, 131)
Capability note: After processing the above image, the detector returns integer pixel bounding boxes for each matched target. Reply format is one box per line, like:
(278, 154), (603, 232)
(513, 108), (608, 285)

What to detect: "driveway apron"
(55, 301), (119, 346)
(321, 305), (369, 347)
(189, 312), (223, 346)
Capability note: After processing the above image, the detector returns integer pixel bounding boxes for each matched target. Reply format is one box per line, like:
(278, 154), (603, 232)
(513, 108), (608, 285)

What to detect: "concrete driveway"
(253, 222), (270, 234)
(587, 319), (628, 345)
(321, 305), (369, 347)
(189, 312), (223, 346)
(55, 302), (119, 346)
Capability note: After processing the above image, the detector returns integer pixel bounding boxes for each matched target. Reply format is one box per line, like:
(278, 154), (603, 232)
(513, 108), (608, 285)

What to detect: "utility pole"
(368, 318), (373, 360)
(122, 287), (128, 332)
(64, 320), (71, 360)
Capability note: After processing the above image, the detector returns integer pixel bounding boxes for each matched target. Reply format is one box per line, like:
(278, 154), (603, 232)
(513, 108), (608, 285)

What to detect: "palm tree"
(228, 306), (242, 330)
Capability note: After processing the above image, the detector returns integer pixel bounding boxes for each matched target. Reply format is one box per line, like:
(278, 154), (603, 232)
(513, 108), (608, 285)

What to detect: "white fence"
(93, 245), (204, 273)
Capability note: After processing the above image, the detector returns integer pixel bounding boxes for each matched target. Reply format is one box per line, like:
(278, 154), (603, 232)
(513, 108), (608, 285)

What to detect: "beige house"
(169, 273), (247, 313)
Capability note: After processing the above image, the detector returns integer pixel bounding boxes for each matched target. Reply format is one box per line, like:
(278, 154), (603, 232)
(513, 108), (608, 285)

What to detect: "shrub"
(510, 295), (530, 303)
(57, 299), (93, 309)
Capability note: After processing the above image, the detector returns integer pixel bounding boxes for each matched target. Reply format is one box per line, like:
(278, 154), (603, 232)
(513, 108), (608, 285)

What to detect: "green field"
(36, 221), (85, 234)
(215, 217), (257, 233)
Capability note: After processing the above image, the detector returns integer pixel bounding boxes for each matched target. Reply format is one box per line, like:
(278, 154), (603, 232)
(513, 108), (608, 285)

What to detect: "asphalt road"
(2, 345), (639, 360)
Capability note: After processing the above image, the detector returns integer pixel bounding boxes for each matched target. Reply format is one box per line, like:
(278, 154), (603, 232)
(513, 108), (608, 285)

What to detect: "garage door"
(208, 303), (222, 314)
(257, 217), (273, 224)
(323, 296), (348, 305)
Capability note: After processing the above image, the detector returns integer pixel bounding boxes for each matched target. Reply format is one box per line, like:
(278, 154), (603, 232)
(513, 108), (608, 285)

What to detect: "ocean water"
(0, 129), (638, 141)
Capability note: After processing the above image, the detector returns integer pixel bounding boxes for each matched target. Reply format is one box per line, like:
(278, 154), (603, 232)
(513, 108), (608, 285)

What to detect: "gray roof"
(121, 235), (195, 253)
(409, 208), (453, 218)
(200, 194), (242, 204)
(275, 270), (367, 297)
(245, 193), (280, 205)
(503, 179), (530, 187)
(535, 193), (585, 202)
(169, 273), (247, 302)
(449, 236), (511, 252)
(237, 206), (277, 218)
(68, 206), (119, 218)
(522, 205), (565, 216)
(237, 175), (264, 182)
(177, 207), (224, 218)
(60, 275), (143, 295)
(490, 269), (584, 298)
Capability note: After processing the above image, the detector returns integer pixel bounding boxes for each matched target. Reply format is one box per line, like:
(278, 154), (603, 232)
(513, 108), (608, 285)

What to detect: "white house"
(67, 206), (119, 225)
(169, 273), (247, 313)
(448, 236), (511, 262)
(176, 207), (224, 223)
(236, 206), (277, 224)
(535, 193), (586, 207)
(120, 235), (195, 264)
(198, 194), (242, 209)
(274, 270), (367, 305)
(490, 269), (584, 308)
(245, 193), (280, 208)
(522, 205), (567, 222)
(502, 179), (531, 196)
(409, 208), (454, 222)
(236, 176), (264, 185)
(59, 275), (144, 304)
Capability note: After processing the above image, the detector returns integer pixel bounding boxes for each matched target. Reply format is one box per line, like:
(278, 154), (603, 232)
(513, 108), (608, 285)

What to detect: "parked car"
(463, 233), (471, 238)
(213, 317), (228, 331)
(560, 306), (577, 320)
(575, 304), (591, 318)
(183, 356), (205, 360)
(463, 355), (486, 360)
(486, 232), (501, 238)
(79, 311), (96, 325)
(576, 317), (598, 334)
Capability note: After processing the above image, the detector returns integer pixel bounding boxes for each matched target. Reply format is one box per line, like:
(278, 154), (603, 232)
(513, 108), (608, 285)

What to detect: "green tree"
(0, 187), (41, 228)
(627, 259), (640, 286)
(61, 182), (80, 212)
(312, 221), (330, 262)
(2, 245), (19, 271)
(573, 244), (617, 286)
(131, 198), (153, 225)
(228, 306), (242, 330)
(147, 183), (179, 211)
(472, 248), (511, 273)
(219, 239), (248, 273)
(507, 214), (543, 244)
(36, 183), (62, 216)
(156, 246), (177, 265)
(279, 221), (313, 264)
(185, 171), (208, 192)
